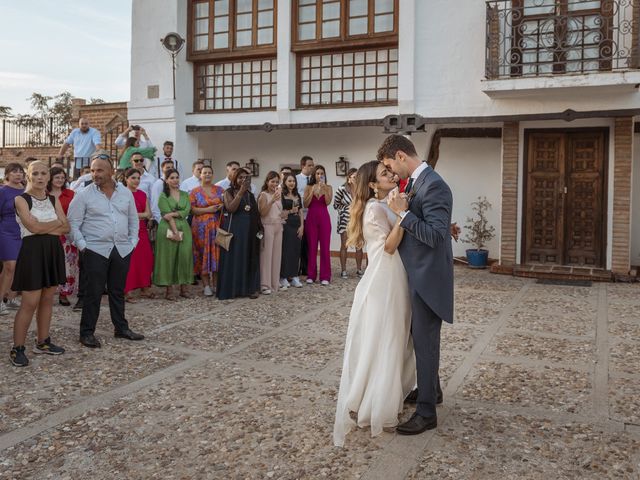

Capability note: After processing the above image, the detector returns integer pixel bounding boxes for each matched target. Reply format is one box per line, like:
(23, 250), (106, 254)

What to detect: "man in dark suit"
(379, 134), (454, 435)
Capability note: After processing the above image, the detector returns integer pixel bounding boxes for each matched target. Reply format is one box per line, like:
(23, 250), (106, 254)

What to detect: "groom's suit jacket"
(398, 164), (454, 324)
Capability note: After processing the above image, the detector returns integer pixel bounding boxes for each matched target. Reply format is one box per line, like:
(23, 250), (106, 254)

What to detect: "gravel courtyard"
(1, 264), (639, 479)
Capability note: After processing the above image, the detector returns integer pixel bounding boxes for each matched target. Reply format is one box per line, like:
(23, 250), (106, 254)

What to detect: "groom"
(379, 134), (454, 435)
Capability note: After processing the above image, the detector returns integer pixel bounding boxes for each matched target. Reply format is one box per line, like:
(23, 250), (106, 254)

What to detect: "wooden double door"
(523, 129), (607, 268)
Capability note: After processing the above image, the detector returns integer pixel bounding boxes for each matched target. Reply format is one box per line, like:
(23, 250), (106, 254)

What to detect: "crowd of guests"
(0, 121), (368, 367)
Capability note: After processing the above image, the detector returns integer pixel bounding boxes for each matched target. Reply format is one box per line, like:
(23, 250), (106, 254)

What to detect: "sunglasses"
(93, 154), (111, 160)
(132, 158), (144, 163)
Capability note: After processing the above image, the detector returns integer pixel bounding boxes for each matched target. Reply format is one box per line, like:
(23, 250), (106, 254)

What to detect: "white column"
(397, 0), (416, 114)
(276, 0), (293, 123)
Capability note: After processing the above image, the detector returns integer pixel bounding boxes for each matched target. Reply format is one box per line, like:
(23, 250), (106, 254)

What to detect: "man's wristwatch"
(398, 210), (409, 220)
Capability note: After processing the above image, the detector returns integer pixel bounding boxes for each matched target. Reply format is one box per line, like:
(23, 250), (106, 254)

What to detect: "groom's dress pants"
(410, 289), (442, 418)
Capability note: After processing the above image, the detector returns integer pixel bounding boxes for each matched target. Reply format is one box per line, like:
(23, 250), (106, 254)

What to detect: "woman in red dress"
(122, 168), (155, 301)
(47, 167), (77, 306)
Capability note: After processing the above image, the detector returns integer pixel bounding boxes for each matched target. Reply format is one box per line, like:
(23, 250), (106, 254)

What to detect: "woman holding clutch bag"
(153, 168), (194, 300)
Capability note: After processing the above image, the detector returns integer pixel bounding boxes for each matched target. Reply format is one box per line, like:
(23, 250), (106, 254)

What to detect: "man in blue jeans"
(67, 151), (144, 348)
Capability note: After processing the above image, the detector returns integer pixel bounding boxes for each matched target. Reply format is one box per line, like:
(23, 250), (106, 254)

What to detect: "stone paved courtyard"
(1, 263), (639, 479)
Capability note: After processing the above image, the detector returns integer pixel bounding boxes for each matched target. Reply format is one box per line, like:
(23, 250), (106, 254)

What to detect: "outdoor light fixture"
(160, 32), (185, 100)
(335, 156), (349, 177)
(245, 158), (260, 177)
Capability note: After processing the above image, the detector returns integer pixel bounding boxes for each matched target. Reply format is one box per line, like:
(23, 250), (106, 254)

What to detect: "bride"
(333, 160), (416, 447)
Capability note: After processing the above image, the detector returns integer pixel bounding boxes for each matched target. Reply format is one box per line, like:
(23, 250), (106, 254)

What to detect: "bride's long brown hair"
(346, 160), (380, 249)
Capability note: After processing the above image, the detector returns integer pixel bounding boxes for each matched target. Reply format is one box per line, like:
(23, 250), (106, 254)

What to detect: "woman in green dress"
(152, 168), (194, 300)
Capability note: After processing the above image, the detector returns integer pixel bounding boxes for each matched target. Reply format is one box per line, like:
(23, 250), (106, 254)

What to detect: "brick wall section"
(611, 117), (633, 274)
(499, 121), (519, 266)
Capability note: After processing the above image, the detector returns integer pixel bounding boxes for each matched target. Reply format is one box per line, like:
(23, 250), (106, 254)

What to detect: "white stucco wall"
(435, 138), (502, 259)
(631, 135), (640, 266)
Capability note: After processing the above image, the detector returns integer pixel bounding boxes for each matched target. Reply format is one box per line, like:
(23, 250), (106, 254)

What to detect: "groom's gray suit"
(398, 163), (454, 418)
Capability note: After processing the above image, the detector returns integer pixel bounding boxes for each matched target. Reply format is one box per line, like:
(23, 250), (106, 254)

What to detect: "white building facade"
(129, 0), (640, 277)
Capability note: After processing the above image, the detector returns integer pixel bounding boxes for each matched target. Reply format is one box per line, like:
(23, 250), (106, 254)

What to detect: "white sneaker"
(291, 277), (303, 288)
(261, 288), (272, 295)
(203, 286), (214, 297)
(340, 271), (348, 279)
(279, 278), (290, 289)
(6, 297), (20, 310)
(306, 279), (314, 284)
(321, 280), (330, 286)
(0, 302), (8, 316)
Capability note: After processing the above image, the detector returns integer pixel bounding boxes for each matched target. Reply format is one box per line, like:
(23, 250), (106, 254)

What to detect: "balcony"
(483, 0), (640, 96)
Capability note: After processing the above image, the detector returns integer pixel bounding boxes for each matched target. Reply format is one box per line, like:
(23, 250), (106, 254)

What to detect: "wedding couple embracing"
(333, 134), (454, 447)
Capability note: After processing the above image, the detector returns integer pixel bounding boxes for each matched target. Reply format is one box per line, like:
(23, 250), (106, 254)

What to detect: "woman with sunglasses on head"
(10, 161), (69, 367)
(217, 168), (262, 300)
(0, 163), (25, 316)
(152, 168), (193, 300)
(303, 165), (333, 285)
(47, 167), (78, 306)
(122, 168), (155, 302)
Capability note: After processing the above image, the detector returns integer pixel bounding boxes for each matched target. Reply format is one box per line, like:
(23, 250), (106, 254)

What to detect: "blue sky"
(0, 1), (132, 114)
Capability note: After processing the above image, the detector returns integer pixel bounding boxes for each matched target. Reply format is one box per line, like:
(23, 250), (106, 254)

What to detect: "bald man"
(67, 151), (144, 348)
(58, 118), (102, 177)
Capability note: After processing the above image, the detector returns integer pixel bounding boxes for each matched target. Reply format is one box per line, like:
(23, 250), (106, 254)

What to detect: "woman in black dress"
(280, 173), (304, 288)
(10, 161), (68, 367)
(216, 168), (261, 300)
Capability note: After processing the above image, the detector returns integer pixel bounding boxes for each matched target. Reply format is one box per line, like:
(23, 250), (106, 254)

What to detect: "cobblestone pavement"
(1, 263), (639, 479)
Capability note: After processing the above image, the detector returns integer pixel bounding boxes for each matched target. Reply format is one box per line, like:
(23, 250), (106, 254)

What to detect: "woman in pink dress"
(303, 165), (333, 285)
(122, 168), (154, 301)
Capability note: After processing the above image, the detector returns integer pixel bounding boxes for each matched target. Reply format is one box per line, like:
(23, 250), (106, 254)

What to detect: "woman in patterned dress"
(189, 165), (224, 296)
(47, 167), (78, 306)
(333, 168), (363, 279)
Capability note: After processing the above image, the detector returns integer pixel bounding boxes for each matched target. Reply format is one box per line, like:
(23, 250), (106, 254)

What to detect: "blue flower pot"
(466, 249), (489, 269)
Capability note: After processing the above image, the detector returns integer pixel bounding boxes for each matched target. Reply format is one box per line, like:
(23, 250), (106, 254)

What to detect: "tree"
(0, 106), (12, 118)
(89, 98), (106, 104)
(15, 92), (73, 146)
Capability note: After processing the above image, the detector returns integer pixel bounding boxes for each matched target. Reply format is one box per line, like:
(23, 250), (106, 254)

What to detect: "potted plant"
(462, 196), (495, 268)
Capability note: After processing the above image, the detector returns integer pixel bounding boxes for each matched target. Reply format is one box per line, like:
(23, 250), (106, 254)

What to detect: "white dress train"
(333, 199), (416, 447)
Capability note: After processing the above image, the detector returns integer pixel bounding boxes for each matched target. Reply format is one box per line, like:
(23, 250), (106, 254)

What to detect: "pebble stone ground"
(1, 261), (639, 479)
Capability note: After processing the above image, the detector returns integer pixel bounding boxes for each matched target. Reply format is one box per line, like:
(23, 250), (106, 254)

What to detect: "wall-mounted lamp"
(245, 158), (260, 177)
(160, 32), (185, 100)
(335, 156), (349, 177)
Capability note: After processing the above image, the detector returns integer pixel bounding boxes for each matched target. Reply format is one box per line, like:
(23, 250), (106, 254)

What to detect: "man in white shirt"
(295, 155), (315, 198)
(151, 141), (179, 179)
(70, 166), (93, 192)
(180, 160), (204, 193)
(130, 152), (156, 198)
(151, 159), (177, 222)
(216, 160), (257, 194)
(67, 151), (144, 348)
(114, 125), (152, 149)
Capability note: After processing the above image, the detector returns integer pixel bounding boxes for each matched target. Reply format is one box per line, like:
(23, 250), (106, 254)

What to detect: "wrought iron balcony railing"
(485, 0), (640, 79)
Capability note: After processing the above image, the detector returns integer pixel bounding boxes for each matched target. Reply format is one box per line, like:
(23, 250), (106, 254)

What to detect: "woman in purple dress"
(0, 163), (25, 316)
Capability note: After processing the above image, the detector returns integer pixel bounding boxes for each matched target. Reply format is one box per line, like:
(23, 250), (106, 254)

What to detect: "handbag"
(166, 229), (183, 241)
(215, 209), (233, 251)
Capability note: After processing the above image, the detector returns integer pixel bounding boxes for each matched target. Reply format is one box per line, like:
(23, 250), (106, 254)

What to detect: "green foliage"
(0, 105), (12, 118)
(14, 92), (73, 146)
(462, 196), (496, 251)
(89, 98), (106, 104)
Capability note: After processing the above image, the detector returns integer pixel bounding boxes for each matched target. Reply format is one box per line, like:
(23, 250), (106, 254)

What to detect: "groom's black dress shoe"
(396, 413), (437, 435)
(404, 389), (443, 405)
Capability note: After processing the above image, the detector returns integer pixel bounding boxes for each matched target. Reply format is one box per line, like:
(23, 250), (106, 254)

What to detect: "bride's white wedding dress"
(333, 199), (416, 447)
